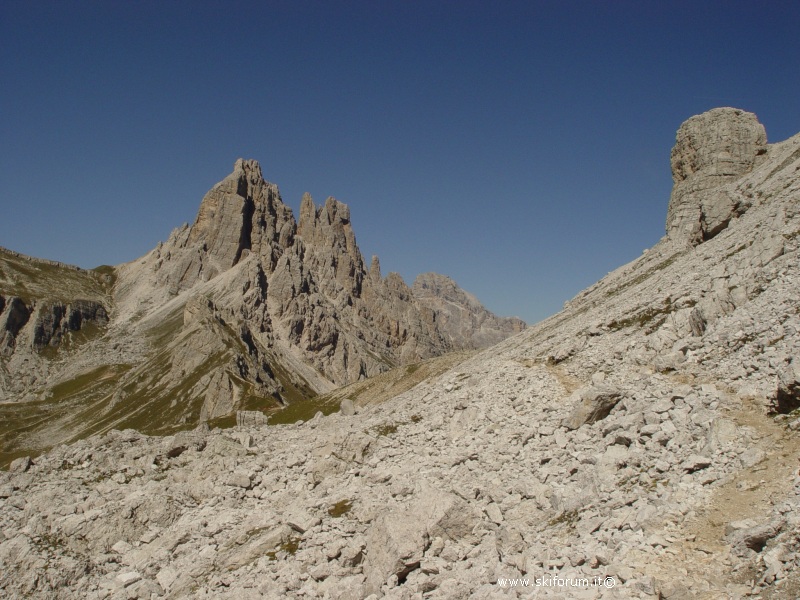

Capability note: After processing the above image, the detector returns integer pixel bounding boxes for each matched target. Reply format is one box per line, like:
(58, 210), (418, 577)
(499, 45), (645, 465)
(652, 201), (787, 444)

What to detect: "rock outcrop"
(667, 107), (768, 244)
(0, 296), (108, 353)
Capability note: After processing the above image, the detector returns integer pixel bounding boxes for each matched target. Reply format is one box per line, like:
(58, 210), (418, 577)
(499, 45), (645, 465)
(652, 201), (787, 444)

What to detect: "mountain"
(1, 107), (799, 599)
(0, 161), (524, 464)
(412, 273), (526, 349)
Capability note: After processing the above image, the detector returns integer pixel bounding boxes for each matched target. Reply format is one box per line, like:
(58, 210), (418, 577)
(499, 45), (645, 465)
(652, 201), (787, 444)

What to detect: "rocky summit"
(0, 160), (524, 465)
(1, 107), (800, 600)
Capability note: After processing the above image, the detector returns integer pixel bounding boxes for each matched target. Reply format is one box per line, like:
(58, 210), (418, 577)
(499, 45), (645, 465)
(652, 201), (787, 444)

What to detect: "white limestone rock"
(667, 107), (767, 244)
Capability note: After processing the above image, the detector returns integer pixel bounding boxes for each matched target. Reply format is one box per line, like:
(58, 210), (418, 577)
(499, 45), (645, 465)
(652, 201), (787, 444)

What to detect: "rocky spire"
(369, 255), (382, 281)
(295, 195), (365, 298)
(162, 159), (296, 292)
(298, 192), (315, 238)
(666, 107), (767, 244)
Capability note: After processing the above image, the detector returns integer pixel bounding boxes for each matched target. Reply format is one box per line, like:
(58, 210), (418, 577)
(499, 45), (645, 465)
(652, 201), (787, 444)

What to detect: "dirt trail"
(645, 390), (800, 598)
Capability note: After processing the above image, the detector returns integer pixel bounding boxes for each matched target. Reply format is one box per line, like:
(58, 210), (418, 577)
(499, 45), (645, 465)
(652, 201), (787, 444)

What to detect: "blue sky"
(2, 1), (799, 323)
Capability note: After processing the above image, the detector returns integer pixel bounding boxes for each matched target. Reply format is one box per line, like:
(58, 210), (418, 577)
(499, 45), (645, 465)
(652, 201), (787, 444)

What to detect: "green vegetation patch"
(548, 509), (579, 529)
(765, 146), (800, 181)
(48, 365), (126, 401)
(0, 249), (113, 304)
(266, 536), (301, 560)
(327, 499), (353, 518)
(38, 321), (107, 360)
(607, 298), (673, 333)
(144, 309), (185, 346)
(372, 423), (399, 437)
(266, 395), (336, 425)
(0, 363), (132, 469)
(264, 357), (318, 407)
(605, 252), (685, 299)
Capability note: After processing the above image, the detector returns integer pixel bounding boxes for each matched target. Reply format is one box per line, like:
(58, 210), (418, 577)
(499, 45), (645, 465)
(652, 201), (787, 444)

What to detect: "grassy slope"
(0, 247), (471, 467)
(0, 247), (114, 304)
(267, 350), (476, 424)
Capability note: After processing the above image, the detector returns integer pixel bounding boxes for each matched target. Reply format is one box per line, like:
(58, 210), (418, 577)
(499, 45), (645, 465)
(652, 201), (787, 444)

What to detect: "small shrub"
(328, 500), (353, 518)
(548, 509), (579, 528)
(372, 423), (399, 437)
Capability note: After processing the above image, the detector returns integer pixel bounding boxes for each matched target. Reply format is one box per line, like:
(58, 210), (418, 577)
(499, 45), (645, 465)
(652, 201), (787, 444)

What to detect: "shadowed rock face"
(171, 158), (295, 292)
(667, 107), (768, 244)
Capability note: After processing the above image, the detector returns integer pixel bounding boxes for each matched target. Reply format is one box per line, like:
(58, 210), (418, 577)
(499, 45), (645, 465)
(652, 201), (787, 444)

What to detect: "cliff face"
(666, 107), (768, 244)
(0, 161), (523, 461)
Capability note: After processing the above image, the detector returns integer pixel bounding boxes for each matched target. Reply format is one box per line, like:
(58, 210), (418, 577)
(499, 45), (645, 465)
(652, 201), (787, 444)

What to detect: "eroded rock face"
(667, 107), (767, 244)
(0, 297), (107, 354)
(31, 300), (108, 350)
(412, 273), (526, 349)
(134, 160), (522, 388)
(0, 297), (31, 354)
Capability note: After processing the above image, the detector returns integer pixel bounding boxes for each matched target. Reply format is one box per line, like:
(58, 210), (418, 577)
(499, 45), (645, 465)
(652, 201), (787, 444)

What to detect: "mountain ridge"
(0, 161), (525, 463)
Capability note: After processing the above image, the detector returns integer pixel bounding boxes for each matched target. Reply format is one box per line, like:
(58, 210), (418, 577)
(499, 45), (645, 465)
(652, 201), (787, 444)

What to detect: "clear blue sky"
(2, 1), (798, 323)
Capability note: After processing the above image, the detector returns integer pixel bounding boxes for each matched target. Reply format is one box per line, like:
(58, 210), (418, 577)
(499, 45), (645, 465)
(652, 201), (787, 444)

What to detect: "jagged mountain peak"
(180, 158), (293, 284)
(412, 272), (527, 349)
(0, 160), (524, 462)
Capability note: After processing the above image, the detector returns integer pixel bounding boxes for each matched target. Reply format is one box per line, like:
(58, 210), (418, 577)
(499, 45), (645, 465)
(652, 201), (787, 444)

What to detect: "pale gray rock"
(8, 456), (31, 473)
(116, 571), (141, 587)
(412, 273), (526, 349)
(236, 410), (268, 428)
(730, 519), (784, 556)
(215, 524), (293, 571)
(226, 472), (252, 488)
(562, 386), (624, 430)
(363, 483), (479, 595)
(682, 454), (712, 473)
(667, 107), (767, 244)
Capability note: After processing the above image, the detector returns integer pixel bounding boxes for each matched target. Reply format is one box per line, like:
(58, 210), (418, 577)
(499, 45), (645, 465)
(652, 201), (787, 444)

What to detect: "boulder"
(729, 519), (784, 556)
(773, 363), (800, 414)
(563, 386), (624, 430)
(340, 398), (356, 416)
(363, 483), (479, 595)
(9, 456), (32, 473)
